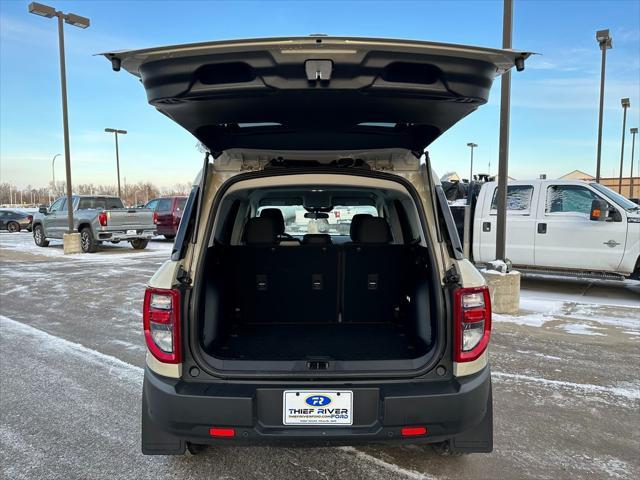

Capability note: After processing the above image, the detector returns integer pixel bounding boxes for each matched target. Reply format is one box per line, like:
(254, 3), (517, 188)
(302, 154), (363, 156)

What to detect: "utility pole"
(630, 127), (638, 198)
(619, 98), (630, 193)
(105, 128), (127, 198)
(595, 29), (612, 182)
(467, 142), (478, 183)
(495, 0), (513, 261)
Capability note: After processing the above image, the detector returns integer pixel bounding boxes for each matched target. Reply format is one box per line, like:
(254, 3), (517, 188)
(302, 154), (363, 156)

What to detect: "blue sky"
(1, 0), (639, 188)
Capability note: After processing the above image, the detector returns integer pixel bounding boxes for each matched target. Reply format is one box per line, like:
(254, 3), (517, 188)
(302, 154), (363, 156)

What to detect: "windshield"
(590, 183), (639, 211)
(257, 205), (378, 236)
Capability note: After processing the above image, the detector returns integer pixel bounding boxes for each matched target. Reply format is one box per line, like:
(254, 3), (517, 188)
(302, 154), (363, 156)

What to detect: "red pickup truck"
(144, 196), (187, 240)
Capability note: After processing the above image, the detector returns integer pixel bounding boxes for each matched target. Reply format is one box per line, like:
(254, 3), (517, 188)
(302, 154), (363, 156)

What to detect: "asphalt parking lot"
(1, 231), (638, 480)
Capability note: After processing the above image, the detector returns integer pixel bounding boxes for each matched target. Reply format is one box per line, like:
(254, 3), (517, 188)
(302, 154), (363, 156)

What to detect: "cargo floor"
(211, 323), (428, 361)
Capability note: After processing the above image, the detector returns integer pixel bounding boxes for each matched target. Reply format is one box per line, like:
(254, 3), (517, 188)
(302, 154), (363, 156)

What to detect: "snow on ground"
(0, 231), (172, 262)
(494, 281), (640, 337)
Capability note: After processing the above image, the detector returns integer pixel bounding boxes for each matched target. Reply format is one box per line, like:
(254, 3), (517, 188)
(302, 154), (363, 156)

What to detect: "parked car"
(104, 36), (532, 455)
(144, 196), (187, 240)
(0, 209), (33, 232)
(451, 180), (640, 280)
(32, 195), (156, 253)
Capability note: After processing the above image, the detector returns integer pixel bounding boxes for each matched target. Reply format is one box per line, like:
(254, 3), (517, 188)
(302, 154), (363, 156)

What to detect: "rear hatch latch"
(305, 60), (332, 82)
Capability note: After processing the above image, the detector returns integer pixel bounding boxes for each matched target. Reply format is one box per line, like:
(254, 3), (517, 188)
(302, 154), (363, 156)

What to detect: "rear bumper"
(142, 365), (492, 447)
(96, 229), (155, 241)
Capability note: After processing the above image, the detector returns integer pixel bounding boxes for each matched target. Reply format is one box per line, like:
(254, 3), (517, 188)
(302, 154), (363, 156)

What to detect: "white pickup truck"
(455, 179), (640, 280)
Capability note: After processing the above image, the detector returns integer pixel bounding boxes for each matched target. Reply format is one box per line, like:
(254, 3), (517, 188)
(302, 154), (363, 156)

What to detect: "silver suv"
(104, 36), (530, 455)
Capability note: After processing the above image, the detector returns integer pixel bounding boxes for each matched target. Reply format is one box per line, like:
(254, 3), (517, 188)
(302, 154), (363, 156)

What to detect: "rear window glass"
(490, 185), (534, 212)
(78, 198), (124, 210)
(157, 198), (173, 211)
(257, 205), (378, 236)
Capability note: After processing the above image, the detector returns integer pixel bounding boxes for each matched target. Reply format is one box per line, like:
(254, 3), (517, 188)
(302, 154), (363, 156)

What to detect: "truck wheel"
(33, 225), (49, 247)
(164, 234), (176, 240)
(7, 221), (20, 233)
(80, 227), (98, 253)
(131, 239), (149, 250)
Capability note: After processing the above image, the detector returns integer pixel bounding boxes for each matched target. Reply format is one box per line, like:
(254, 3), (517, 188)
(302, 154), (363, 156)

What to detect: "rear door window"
(490, 185), (534, 213)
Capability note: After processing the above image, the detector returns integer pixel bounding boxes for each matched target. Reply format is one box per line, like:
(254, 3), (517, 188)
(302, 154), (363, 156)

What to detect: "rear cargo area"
(199, 242), (435, 364)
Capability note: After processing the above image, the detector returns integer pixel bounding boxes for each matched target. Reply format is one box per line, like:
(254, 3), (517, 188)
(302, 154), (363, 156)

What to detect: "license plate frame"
(283, 390), (353, 426)
(126, 229), (137, 235)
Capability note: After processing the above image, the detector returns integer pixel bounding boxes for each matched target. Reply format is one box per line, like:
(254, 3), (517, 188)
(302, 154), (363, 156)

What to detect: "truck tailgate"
(105, 209), (154, 228)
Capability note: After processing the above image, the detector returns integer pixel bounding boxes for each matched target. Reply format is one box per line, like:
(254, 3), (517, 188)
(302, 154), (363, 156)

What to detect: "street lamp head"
(631, 128), (639, 134)
(596, 29), (612, 49)
(105, 128), (127, 134)
(467, 142), (478, 148)
(64, 12), (90, 29)
(28, 2), (56, 18)
(621, 98), (630, 108)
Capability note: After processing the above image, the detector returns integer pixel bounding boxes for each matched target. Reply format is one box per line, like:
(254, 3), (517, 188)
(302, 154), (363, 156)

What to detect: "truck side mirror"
(38, 206), (48, 214)
(589, 199), (608, 221)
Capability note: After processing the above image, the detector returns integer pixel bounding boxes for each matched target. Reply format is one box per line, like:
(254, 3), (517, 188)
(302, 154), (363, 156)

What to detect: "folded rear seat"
(342, 215), (410, 323)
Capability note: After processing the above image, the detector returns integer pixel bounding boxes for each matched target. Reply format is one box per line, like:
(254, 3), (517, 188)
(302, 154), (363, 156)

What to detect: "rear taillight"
(153, 211), (158, 225)
(453, 286), (491, 363)
(98, 211), (108, 226)
(143, 288), (181, 364)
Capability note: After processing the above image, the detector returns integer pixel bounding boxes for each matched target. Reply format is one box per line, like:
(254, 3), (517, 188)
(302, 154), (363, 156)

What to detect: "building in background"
(559, 170), (639, 198)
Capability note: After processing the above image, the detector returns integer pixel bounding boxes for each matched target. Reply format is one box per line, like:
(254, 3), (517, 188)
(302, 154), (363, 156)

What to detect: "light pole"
(105, 128), (127, 198)
(51, 153), (61, 197)
(28, 3), (89, 239)
(630, 127), (638, 199)
(595, 29), (612, 183)
(467, 142), (478, 183)
(618, 98), (630, 193)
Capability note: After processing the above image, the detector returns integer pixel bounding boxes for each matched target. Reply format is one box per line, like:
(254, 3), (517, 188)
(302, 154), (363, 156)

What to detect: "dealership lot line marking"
(0, 314), (437, 480)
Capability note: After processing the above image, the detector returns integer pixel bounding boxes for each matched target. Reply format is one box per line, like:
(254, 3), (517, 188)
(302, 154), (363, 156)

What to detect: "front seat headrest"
(350, 216), (392, 244)
(244, 217), (277, 245)
(259, 208), (285, 235)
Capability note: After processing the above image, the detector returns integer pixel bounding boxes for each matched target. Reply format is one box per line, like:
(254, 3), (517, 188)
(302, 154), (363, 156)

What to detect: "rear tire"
(131, 239), (149, 250)
(80, 227), (98, 253)
(33, 225), (49, 247)
(164, 234), (176, 240)
(7, 221), (20, 233)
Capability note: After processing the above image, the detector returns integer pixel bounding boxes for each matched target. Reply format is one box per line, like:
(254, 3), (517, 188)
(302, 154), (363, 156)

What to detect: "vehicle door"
(44, 197), (66, 238)
(534, 183), (627, 271)
(473, 184), (538, 265)
(0, 211), (8, 230)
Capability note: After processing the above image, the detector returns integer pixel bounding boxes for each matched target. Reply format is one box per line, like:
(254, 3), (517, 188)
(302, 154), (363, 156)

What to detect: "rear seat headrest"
(302, 234), (332, 245)
(244, 217), (277, 245)
(259, 208), (285, 235)
(350, 215), (392, 244)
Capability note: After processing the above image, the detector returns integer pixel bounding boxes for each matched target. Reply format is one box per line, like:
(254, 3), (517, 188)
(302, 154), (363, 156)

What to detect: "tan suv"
(104, 36), (530, 455)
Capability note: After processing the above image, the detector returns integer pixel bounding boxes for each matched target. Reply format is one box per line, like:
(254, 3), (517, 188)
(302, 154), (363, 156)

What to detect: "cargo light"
(401, 426), (427, 437)
(209, 427), (235, 438)
(453, 286), (491, 363)
(143, 288), (181, 364)
(98, 211), (108, 226)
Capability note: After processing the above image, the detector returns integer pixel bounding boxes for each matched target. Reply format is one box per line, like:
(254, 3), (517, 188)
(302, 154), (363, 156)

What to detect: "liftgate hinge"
(176, 265), (192, 286)
(444, 266), (461, 286)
